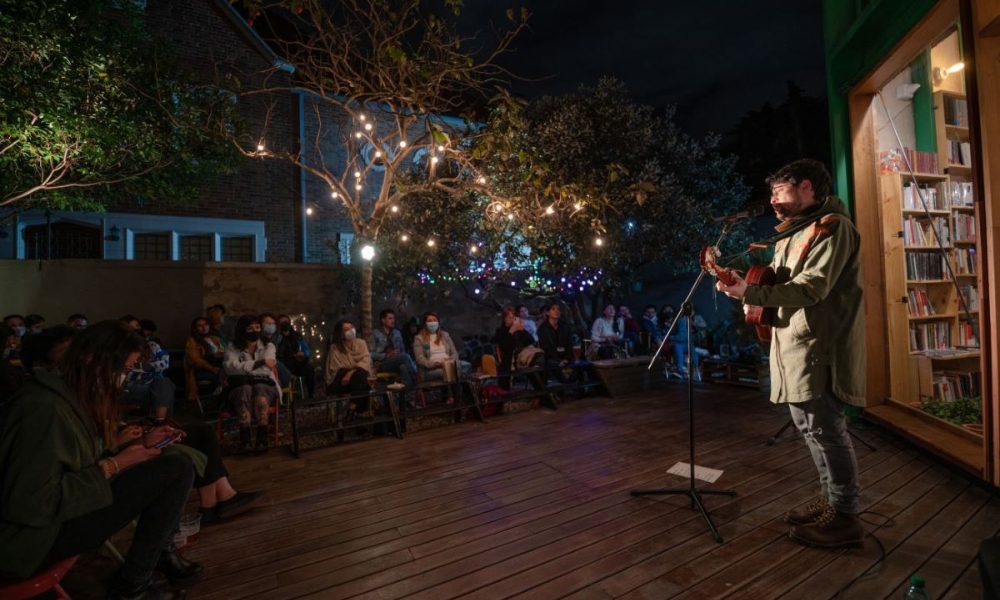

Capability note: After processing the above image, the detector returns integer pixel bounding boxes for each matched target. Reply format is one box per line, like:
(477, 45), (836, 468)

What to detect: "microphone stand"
(632, 221), (738, 544)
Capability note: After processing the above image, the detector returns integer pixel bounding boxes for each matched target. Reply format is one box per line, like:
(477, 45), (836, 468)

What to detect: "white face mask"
(14, 326), (26, 337)
(344, 327), (356, 341)
(426, 322), (439, 333)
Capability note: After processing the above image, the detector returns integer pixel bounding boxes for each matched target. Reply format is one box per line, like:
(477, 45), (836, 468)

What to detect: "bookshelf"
(880, 170), (981, 406)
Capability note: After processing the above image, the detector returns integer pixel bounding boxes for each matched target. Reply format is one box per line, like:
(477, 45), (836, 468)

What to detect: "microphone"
(713, 205), (766, 222)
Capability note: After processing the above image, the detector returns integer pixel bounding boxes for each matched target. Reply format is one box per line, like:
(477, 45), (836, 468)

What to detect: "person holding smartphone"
(0, 321), (202, 599)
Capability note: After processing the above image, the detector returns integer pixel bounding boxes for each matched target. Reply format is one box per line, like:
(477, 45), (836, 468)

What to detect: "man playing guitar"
(717, 159), (867, 550)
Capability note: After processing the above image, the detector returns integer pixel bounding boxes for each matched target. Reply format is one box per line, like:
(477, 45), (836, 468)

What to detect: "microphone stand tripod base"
(630, 487), (737, 544)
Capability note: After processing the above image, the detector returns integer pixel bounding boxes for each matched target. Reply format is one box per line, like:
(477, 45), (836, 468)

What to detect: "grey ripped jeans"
(787, 389), (860, 514)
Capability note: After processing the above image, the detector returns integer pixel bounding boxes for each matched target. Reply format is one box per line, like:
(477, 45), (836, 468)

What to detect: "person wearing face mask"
(259, 313), (292, 388)
(324, 319), (372, 419)
(121, 315), (176, 421)
(184, 317), (226, 403)
(25, 314), (46, 335)
(413, 312), (470, 382)
(3, 314), (26, 360)
(223, 314), (279, 453)
(275, 314), (317, 398)
(66, 313), (89, 331)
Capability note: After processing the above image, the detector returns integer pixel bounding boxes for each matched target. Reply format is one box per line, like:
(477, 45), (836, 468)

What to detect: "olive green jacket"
(0, 370), (205, 578)
(743, 196), (866, 406)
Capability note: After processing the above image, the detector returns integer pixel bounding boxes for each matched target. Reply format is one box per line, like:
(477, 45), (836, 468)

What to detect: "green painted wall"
(822, 0), (943, 208)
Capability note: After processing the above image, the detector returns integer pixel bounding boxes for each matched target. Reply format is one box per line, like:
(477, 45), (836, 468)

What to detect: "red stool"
(0, 555), (79, 599)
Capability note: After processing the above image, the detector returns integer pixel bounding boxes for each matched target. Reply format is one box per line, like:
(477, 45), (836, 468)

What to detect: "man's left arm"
(744, 218), (858, 309)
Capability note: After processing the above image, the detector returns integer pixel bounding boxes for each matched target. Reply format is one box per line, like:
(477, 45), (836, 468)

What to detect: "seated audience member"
(538, 303), (576, 374)
(25, 325), (265, 525)
(412, 312), (470, 382)
(184, 317), (226, 402)
(659, 304), (676, 332)
(206, 304), (231, 347)
(121, 315), (176, 420)
(223, 315), (279, 452)
(325, 319), (372, 418)
(259, 313), (292, 387)
(0, 320), (201, 599)
(139, 319), (162, 346)
(640, 304), (664, 345)
(619, 305), (641, 355)
(402, 316), (421, 359)
(668, 312), (701, 379)
(3, 314), (25, 359)
(515, 304), (538, 341)
(370, 308), (416, 387)
(590, 303), (624, 360)
(66, 313), (89, 330)
(25, 313), (46, 335)
(275, 314), (317, 397)
(0, 323), (25, 405)
(494, 307), (548, 397)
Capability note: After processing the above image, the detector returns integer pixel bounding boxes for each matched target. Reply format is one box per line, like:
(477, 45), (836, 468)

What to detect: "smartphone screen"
(153, 433), (182, 449)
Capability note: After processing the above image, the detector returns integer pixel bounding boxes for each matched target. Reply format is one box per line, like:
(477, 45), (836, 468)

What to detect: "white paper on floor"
(666, 462), (723, 483)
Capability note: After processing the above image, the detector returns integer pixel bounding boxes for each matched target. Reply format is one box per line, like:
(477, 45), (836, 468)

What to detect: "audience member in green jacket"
(0, 321), (201, 599)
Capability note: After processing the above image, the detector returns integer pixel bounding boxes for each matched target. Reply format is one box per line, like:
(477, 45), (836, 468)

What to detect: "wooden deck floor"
(71, 383), (996, 599)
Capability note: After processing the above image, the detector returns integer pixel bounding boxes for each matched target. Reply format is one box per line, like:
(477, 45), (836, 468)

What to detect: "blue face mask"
(262, 324), (277, 335)
(426, 322), (439, 333)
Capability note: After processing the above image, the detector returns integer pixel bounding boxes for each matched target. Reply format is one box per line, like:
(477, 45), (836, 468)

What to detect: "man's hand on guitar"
(716, 273), (748, 300)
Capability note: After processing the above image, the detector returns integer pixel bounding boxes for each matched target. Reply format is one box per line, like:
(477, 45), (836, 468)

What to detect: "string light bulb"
(427, 239), (436, 247)
(256, 143), (265, 152)
(364, 122), (373, 131)
(401, 234), (409, 242)
(331, 191), (338, 198)
(359, 114), (366, 121)
(355, 132), (363, 139)
(399, 140), (407, 148)
(306, 206), (314, 215)
(375, 150), (382, 158)
(360, 244), (375, 261)
(545, 205), (555, 215)
(477, 176), (486, 184)
(431, 156), (439, 164)
(437, 145), (445, 152)
(390, 205), (399, 213)
(470, 245), (478, 253)
(355, 183), (362, 191)
(595, 237), (604, 246)
(354, 171), (361, 178)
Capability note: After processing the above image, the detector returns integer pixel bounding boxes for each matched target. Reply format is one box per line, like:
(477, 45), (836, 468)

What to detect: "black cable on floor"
(833, 510), (896, 599)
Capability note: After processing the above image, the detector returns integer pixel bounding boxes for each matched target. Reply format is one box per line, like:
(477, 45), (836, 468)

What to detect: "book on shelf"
(931, 369), (980, 402)
(959, 284), (979, 312)
(954, 247), (976, 275)
(949, 181), (974, 207)
(953, 213), (975, 242)
(902, 183), (949, 210)
(909, 321), (951, 352)
(903, 215), (950, 247)
(906, 288), (935, 317)
(879, 147), (939, 174)
(906, 251), (949, 280)
(942, 95), (969, 127)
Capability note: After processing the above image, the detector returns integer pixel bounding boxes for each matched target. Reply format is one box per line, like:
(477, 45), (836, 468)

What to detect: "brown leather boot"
(784, 495), (830, 525)
(788, 506), (865, 549)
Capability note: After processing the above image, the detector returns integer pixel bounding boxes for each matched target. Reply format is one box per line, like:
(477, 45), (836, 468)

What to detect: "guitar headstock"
(700, 245), (738, 286)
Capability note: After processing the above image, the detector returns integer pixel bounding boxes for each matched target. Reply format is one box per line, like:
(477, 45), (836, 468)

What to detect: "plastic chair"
(0, 555), (79, 599)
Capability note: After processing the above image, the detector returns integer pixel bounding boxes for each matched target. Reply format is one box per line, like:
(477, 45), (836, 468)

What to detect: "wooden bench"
(288, 386), (403, 458)
(471, 360), (607, 412)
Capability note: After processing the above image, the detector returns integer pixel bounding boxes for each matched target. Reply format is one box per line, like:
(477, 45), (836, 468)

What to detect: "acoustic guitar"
(700, 246), (776, 343)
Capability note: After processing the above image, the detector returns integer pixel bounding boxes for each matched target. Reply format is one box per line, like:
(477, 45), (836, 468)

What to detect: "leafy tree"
(379, 78), (752, 328)
(0, 0), (239, 209)
(230, 0), (530, 338)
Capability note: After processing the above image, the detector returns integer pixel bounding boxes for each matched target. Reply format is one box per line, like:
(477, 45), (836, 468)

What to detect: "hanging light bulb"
(399, 140), (407, 148)
(306, 206), (314, 216)
(437, 145), (445, 152)
(364, 122), (373, 131)
(355, 183), (362, 191)
(431, 156), (439, 164)
(477, 176), (486, 184)
(375, 150), (382, 158)
(359, 114), (366, 121)
(331, 191), (338, 198)
(470, 245), (478, 253)
(545, 205), (555, 215)
(354, 170), (361, 178)
(595, 237), (604, 246)
(360, 245), (375, 261)
(390, 205), (399, 213)
(256, 142), (265, 152)
(427, 239), (436, 247)
(355, 132), (363, 139)
(401, 234), (409, 242)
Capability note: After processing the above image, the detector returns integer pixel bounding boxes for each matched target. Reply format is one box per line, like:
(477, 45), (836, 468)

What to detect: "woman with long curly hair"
(0, 320), (202, 599)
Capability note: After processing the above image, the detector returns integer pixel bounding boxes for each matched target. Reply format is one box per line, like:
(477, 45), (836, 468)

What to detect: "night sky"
(467, 0), (826, 137)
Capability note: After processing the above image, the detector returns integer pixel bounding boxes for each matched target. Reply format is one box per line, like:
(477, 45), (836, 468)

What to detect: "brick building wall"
(106, 0), (303, 263)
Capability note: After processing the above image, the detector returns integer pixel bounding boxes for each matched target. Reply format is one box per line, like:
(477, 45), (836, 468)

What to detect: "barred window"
(179, 235), (213, 261)
(221, 236), (254, 262)
(134, 233), (170, 260)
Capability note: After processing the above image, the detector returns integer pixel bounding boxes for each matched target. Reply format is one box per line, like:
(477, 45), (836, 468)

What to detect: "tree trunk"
(361, 262), (373, 342)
